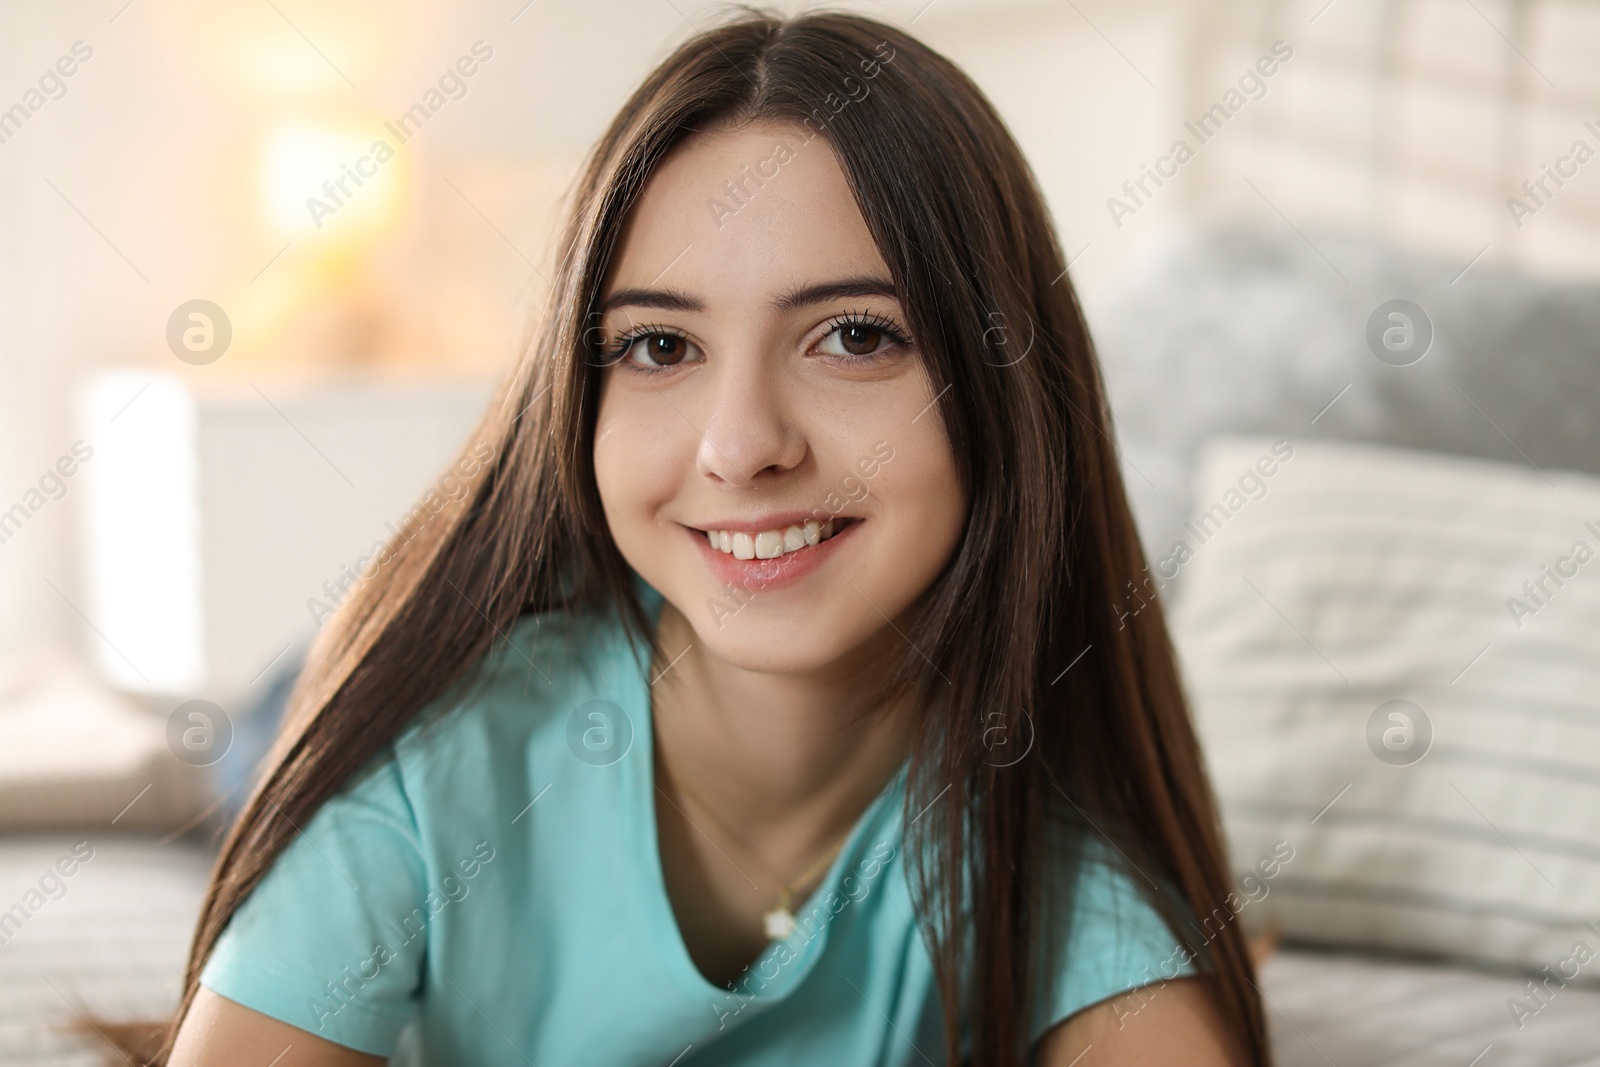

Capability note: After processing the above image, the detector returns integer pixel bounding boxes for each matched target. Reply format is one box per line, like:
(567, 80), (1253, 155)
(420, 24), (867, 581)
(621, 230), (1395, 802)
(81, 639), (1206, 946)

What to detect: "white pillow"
(1168, 436), (1600, 977)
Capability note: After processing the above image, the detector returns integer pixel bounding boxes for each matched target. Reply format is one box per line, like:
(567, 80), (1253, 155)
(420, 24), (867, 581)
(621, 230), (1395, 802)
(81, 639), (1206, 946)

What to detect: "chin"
(690, 607), (874, 675)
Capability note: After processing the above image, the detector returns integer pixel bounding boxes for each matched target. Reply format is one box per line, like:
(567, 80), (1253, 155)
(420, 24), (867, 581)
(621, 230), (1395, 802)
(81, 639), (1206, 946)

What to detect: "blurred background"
(1, 0), (1598, 1063)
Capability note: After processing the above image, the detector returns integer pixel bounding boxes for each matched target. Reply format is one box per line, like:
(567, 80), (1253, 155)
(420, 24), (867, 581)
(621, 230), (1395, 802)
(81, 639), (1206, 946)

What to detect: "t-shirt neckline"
(619, 570), (909, 1013)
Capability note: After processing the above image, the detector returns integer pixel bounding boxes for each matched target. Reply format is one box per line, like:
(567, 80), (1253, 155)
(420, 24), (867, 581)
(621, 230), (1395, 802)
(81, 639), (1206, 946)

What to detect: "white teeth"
(754, 530), (784, 559)
(702, 518), (852, 559)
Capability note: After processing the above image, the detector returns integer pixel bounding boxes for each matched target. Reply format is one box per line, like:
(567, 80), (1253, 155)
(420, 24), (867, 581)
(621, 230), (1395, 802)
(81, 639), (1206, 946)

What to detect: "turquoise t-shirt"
(200, 575), (1193, 1065)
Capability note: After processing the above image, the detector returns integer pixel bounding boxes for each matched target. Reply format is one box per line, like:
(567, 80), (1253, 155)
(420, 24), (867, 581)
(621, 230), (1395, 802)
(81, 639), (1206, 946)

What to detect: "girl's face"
(593, 118), (967, 675)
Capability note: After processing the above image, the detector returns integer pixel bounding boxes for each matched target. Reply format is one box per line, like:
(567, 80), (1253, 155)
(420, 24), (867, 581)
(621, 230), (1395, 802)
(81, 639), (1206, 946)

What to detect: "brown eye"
(640, 334), (687, 366)
(816, 316), (908, 362)
(838, 324), (883, 356)
(609, 329), (698, 371)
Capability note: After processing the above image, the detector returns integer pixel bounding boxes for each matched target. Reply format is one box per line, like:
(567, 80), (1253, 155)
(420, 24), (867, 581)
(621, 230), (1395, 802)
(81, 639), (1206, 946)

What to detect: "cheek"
(816, 390), (964, 626)
(594, 384), (678, 530)
(822, 365), (966, 585)
(875, 427), (964, 565)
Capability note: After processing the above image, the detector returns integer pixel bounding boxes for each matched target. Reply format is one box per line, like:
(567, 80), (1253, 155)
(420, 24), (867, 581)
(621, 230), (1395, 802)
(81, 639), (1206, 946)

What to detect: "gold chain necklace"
(656, 747), (855, 940)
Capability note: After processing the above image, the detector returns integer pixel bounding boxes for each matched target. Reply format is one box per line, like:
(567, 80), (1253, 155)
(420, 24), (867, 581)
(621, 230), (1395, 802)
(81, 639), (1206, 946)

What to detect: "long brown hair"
(149, 7), (1268, 1064)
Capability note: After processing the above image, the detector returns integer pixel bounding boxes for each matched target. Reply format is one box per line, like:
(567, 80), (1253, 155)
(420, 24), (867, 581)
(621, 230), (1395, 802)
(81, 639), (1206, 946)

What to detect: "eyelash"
(826, 309), (916, 355)
(599, 309), (915, 375)
(598, 323), (687, 370)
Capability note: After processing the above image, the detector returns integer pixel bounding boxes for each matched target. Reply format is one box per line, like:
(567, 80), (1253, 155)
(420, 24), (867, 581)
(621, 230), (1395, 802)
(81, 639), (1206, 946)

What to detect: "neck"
(649, 598), (917, 858)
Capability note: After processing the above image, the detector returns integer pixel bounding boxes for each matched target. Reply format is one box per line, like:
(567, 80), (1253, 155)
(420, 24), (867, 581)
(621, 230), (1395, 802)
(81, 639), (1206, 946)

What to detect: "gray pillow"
(1089, 225), (1600, 576)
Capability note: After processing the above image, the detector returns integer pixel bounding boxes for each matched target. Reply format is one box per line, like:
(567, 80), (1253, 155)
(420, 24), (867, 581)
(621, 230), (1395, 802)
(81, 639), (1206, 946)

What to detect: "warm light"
(263, 122), (406, 241)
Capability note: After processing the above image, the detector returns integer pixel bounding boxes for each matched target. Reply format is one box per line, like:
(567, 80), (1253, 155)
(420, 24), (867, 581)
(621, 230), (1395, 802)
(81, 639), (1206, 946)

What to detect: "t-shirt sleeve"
(199, 749), (429, 1057)
(1028, 837), (1197, 1048)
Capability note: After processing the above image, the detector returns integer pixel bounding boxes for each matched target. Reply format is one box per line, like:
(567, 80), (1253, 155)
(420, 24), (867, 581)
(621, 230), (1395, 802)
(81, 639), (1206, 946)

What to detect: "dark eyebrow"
(769, 276), (900, 312)
(597, 286), (702, 315)
(596, 275), (900, 316)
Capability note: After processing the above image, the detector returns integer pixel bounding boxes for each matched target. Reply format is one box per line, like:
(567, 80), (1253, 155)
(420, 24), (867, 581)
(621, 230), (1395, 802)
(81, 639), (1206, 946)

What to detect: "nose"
(694, 348), (805, 486)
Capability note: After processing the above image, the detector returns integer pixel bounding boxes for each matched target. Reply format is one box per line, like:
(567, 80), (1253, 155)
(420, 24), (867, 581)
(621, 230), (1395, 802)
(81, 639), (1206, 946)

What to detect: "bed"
(5, 833), (1598, 1065)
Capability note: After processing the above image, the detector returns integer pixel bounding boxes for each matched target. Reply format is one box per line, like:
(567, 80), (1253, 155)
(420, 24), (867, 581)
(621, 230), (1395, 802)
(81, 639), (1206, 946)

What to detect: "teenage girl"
(160, 8), (1269, 1066)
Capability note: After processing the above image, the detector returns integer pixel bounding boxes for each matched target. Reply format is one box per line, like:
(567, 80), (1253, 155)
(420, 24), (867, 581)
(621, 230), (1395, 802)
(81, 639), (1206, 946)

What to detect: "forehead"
(602, 119), (892, 304)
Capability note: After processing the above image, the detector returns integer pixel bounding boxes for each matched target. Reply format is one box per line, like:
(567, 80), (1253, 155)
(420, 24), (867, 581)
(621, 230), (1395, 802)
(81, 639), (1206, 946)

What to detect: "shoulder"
(387, 599), (647, 796)
(1030, 828), (1197, 1045)
(1033, 975), (1241, 1066)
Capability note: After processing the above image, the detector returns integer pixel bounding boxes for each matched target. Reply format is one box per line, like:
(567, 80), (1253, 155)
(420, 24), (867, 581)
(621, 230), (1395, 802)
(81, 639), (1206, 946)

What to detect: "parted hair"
(136, 8), (1269, 1065)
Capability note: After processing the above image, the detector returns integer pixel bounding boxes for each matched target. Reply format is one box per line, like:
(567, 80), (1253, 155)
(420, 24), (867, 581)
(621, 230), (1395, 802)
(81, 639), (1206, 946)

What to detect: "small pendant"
(763, 905), (796, 940)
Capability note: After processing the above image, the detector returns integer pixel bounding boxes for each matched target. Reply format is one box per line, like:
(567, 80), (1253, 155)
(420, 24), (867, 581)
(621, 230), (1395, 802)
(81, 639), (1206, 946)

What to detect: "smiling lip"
(689, 511), (856, 534)
(686, 517), (861, 593)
